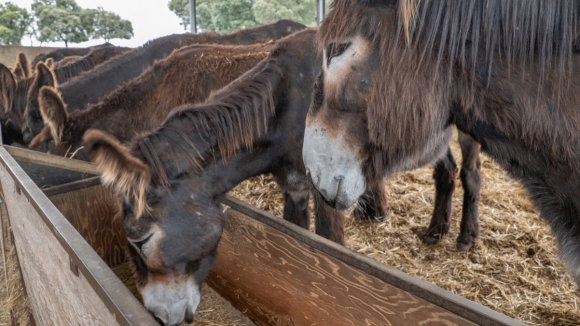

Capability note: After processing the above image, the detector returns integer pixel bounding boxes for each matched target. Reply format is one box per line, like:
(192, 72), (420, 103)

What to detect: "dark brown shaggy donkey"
(0, 62), (55, 145)
(29, 42), (275, 160)
(81, 29), (348, 325)
(21, 20), (306, 145)
(303, 0), (580, 287)
(0, 45), (127, 146)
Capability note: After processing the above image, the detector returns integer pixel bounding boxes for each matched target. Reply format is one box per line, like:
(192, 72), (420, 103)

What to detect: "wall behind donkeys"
(0, 45), (61, 66)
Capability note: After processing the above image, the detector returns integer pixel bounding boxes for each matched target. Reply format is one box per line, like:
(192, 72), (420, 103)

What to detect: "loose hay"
(229, 131), (580, 326)
(0, 192), (32, 326)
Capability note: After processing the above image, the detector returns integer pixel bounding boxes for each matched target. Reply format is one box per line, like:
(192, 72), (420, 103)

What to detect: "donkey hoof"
(456, 241), (474, 252)
(353, 211), (385, 223)
(422, 234), (441, 245)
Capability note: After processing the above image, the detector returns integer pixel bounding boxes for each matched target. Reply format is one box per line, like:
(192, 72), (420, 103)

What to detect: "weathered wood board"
(47, 180), (128, 267)
(0, 146), (156, 325)
(207, 197), (526, 326)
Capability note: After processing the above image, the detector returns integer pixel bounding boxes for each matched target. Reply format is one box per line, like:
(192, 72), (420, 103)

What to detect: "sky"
(8, 0), (187, 48)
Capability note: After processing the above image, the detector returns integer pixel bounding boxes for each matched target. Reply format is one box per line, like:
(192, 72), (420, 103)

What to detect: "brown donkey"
(303, 0), (580, 287)
(82, 29), (346, 324)
(21, 20), (306, 146)
(29, 42), (275, 160)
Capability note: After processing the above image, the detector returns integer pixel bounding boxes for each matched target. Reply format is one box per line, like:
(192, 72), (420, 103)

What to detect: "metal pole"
(189, 0), (196, 34)
(317, 0), (326, 25)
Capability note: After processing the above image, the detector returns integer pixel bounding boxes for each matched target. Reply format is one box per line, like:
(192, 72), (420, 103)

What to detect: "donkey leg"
(456, 132), (481, 252)
(353, 178), (387, 223)
(313, 189), (345, 245)
(423, 148), (458, 245)
(272, 171), (311, 229)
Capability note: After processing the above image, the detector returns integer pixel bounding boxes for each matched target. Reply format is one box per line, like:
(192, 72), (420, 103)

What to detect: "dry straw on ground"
(230, 131), (580, 326)
(3, 130), (580, 326)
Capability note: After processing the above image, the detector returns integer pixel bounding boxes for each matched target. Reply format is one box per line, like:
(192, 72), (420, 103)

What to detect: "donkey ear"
(0, 64), (17, 113)
(44, 58), (54, 69)
(17, 53), (30, 78)
(83, 129), (151, 219)
(39, 86), (68, 145)
(28, 62), (56, 103)
(12, 63), (26, 80)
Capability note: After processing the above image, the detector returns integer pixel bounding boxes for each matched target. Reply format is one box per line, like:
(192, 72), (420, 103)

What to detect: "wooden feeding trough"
(0, 145), (526, 326)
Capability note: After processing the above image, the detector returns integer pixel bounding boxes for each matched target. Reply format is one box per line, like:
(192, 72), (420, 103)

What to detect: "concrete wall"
(0, 45), (62, 67)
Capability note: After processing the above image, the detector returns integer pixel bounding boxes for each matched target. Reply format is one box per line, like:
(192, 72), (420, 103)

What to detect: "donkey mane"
(52, 51), (96, 83)
(131, 56), (281, 187)
(321, 0), (579, 78)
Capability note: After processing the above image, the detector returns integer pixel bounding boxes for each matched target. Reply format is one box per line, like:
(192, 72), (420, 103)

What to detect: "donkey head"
(303, 35), (378, 210)
(83, 129), (223, 325)
(0, 64), (23, 145)
(22, 62), (56, 145)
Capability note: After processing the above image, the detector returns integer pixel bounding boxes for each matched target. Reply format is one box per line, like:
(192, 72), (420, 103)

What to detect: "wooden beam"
(209, 196), (526, 326)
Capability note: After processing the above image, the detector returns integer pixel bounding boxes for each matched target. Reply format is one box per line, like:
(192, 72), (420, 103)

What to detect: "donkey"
(303, 0), (580, 287)
(21, 20), (306, 145)
(28, 42), (275, 160)
(82, 29), (348, 324)
(0, 62), (55, 145)
(0, 45), (127, 146)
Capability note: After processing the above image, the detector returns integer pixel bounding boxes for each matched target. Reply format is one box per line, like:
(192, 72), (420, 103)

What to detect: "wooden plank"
(4, 145), (98, 175)
(0, 147), (156, 326)
(42, 176), (101, 197)
(48, 183), (128, 267)
(207, 196), (525, 326)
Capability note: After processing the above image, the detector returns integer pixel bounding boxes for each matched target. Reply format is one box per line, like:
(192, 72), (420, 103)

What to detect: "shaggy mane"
(320, 0), (579, 79)
(130, 56), (281, 187)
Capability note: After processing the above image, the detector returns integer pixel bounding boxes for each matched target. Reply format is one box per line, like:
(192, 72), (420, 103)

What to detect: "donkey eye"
(130, 233), (154, 253)
(327, 42), (352, 65)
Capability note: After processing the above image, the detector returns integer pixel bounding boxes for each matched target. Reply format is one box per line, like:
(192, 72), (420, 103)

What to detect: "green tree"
(252, 0), (317, 26)
(0, 2), (33, 45)
(168, 0), (258, 33)
(168, 0), (190, 31)
(91, 7), (133, 42)
(33, 0), (88, 47)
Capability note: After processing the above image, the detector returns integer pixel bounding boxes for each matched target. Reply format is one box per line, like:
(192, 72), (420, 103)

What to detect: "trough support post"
(317, 0), (326, 25)
(189, 0), (197, 34)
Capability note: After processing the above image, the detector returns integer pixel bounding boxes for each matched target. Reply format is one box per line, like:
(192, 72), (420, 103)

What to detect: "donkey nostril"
(154, 316), (166, 326)
(334, 175), (344, 181)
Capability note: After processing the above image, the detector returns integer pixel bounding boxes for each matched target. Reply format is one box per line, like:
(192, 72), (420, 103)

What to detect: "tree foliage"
(32, 0), (133, 47)
(92, 7), (133, 42)
(168, 0), (326, 33)
(0, 2), (33, 45)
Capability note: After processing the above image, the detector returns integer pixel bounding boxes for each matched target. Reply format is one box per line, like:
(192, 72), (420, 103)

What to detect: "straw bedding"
(229, 131), (580, 326)
(3, 130), (580, 325)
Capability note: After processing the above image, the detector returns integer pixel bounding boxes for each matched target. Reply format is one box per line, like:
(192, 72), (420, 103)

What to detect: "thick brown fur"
(319, 0), (580, 160)
(51, 45), (130, 84)
(315, 0), (580, 284)
(83, 129), (151, 219)
(38, 86), (67, 145)
(29, 43), (273, 158)
(0, 64), (16, 113)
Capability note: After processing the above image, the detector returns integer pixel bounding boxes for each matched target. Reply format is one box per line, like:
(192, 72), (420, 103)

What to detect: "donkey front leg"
(456, 131), (481, 252)
(273, 171), (311, 229)
(423, 148), (458, 245)
(353, 178), (388, 223)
